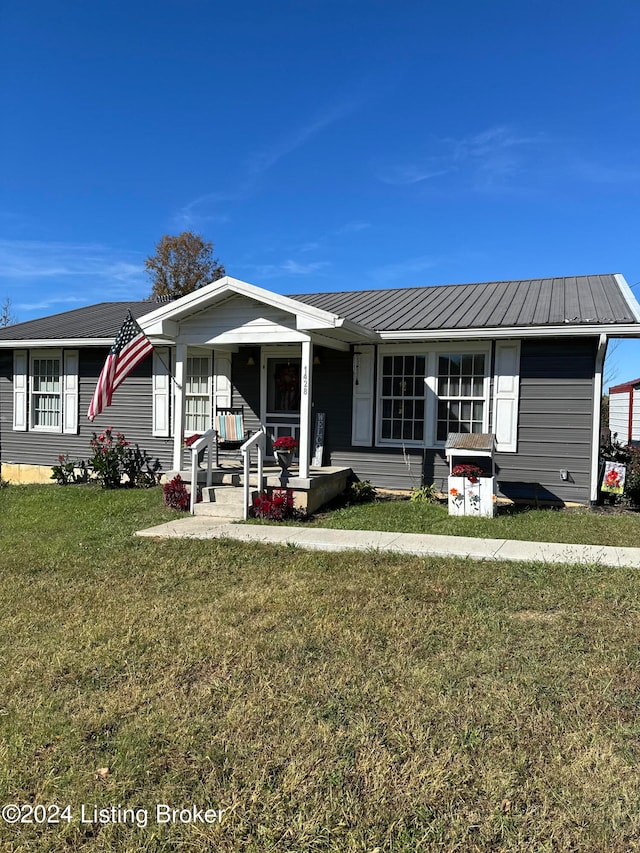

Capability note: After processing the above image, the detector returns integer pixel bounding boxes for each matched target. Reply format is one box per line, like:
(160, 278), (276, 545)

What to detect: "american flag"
(87, 311), (153, 421)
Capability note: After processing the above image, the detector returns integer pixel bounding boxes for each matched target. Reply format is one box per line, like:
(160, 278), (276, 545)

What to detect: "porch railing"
(188, 428), (216, 514)
(241, 427), (266, 520)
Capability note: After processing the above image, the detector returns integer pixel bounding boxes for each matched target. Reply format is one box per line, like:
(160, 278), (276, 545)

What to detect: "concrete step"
(165, 469), (240, 487)
(194, 486), (258, 518)
(194, 502), (244, 518)
(201, 486), (258, 504)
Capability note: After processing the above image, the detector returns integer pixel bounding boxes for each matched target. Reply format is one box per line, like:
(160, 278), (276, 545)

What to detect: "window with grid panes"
(380, 354), (425, 442)
(31, 356), (62, 428)
(436, 353), (486, 441)
(185, 355), (211, 432)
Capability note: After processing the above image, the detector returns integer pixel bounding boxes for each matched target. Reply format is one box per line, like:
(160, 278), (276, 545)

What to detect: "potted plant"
(272, 435), (298, 470)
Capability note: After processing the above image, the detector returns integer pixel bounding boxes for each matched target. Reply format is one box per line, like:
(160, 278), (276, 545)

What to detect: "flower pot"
(275, 449), (294, 470)
(448, 475), (496, 517)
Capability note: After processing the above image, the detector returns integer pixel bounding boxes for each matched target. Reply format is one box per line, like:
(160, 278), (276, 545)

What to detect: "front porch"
(139, 277), (377, 494)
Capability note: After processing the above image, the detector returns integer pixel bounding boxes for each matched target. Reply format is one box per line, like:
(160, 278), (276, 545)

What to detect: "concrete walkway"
(136, 516), (640, 569)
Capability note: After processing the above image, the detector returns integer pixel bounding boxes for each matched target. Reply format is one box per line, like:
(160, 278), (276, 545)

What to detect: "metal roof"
(609, 377), (640, 394)
(0, 300), (158, 341)
(292, 274), (638, 331)
(445, 433), (495, 452)
(0, 274), (637, 343)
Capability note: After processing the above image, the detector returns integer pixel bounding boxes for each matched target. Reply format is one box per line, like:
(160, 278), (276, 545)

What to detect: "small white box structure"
(445, 433), (496, 518)
(447, 475), (496, 517)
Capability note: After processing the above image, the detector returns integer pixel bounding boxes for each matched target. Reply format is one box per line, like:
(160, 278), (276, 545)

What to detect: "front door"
(263, 353), (301, 453)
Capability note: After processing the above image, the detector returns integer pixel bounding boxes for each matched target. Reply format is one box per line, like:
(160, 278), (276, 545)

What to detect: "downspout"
(589, 334), (608, 503)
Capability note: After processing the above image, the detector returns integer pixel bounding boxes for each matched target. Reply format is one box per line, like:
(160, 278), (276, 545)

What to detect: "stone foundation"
(1, 463), (55, 485)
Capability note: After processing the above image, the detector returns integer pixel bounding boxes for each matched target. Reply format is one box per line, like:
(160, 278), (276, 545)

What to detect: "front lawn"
(304, 495), (640, 548)
(1, 485), (640, 852)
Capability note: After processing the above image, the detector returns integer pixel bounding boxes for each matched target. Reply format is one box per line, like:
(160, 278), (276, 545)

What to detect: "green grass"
(2, 485), (640, 851)
(301, 497), (640, 547)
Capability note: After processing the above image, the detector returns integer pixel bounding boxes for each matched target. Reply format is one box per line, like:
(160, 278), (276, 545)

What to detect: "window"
(374, 346), (490, 448)
(380, 354), (425, 441)
(13, 349), (78, 434)
(185, 354), (212, 433)
(436, 353), (486, 440)
(31, 354), (62, 429)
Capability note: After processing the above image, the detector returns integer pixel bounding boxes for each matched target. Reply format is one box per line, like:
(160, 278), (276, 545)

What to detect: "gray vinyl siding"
(0, 337), (600, 503)
(425, 338), (597, 503)
(492, 337), (597, 504)
(0, 349), (174, 473)
(310, 348), (354, 452)
(330, 448), (425, 490)
(309, 338), (598, 503)
(312, 349), (430, 489)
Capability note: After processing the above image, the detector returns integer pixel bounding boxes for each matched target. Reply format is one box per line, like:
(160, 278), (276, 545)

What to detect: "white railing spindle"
(241, 428), (266, 520)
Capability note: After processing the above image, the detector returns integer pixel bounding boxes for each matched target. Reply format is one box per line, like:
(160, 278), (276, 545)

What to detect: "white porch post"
(299, 339), (313, 478)
(172, 342), (187, 471)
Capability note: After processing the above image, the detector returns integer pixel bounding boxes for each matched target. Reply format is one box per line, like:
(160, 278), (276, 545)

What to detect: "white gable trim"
(615, 274), (640, 322)
(137, 276), (377, 341)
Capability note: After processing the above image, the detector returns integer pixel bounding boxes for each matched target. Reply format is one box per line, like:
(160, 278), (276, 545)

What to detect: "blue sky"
(1, 0), (639, 386)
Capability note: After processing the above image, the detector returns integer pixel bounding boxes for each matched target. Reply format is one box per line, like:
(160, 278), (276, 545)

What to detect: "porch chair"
(214, 407), (251, 466)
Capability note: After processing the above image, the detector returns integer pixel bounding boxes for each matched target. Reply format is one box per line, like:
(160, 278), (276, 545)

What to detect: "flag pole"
(131, 311), (182, 390)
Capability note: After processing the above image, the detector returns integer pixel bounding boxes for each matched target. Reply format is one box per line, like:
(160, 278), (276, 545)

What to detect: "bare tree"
(0, 297), (16, 328)
(603, 339), (622, 390)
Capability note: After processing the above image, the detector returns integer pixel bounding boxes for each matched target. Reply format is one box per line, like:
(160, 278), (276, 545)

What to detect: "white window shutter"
(62, 350), (79, 434)
(214, 352), (232, 410)
(13, 350), (28, 431)
(493, 340), (520, 452)
(152, 347), (171, 437)
(352, 345), (375, 446)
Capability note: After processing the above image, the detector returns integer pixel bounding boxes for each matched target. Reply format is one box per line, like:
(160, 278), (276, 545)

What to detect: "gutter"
(380, 323), (640, 341)
(0, 337), (169, 349)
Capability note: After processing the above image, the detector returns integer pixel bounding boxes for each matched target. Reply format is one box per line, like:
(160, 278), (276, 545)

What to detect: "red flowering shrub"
(89, 427), (160, 489)
(90, 428), (130, 488)
(163, 475), (190, 511)
(252, 488), (295, 520)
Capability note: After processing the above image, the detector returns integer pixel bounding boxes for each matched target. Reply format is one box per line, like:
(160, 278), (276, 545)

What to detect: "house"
(609, 377), (640, 445)
(1, 273), (640, 505)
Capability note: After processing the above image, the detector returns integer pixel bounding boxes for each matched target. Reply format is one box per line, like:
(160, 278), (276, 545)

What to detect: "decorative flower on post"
(449, 486), (463, 508)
